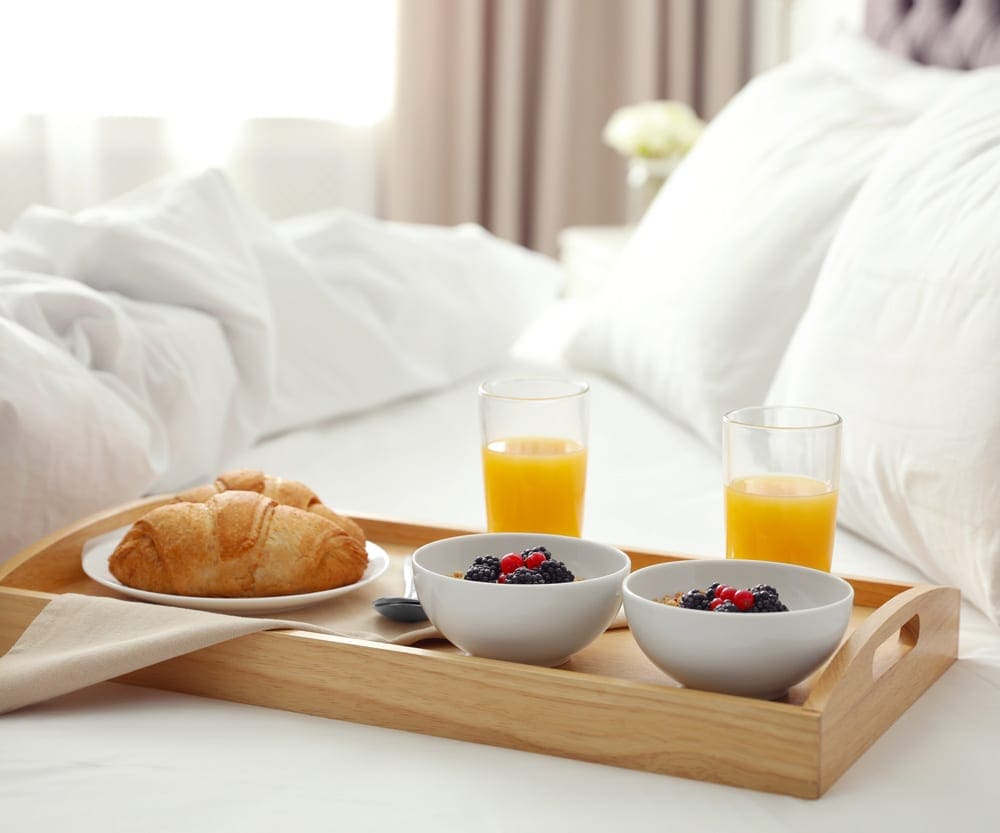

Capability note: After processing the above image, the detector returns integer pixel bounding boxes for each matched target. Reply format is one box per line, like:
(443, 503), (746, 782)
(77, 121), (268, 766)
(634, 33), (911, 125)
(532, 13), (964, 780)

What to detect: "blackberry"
(679, 589), (711, 610)
(506, 566), (544, 585)
(706, 582), (721, 600)
(521, 546), (552, 560)
(536, 559), (575, 584)
(750, 584), (777, 596)
(752, 589), (788, 612)
(715, 600), (740, 613)
(463, 555), (501, 582)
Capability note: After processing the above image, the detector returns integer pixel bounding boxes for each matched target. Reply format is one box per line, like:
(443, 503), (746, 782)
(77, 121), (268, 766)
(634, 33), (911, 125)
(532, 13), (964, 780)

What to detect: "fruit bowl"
(411, 532), (630, 667)
(623, 559), (854, 699)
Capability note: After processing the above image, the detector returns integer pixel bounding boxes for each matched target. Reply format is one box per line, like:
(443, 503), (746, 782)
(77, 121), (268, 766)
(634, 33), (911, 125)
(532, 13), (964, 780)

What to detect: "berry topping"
(499, 553), (524, 575)
(524, 551), (547, 569)
(463, 555), (501, 582)
(521, 546), (552, 560)
(536, 559), (575, 584)
(680, 589), (711, 610)
(661, 582), (789, 613)
(506, 566), (545, 584)
(733, 589), (755, 611)
(751, 584), (778, 596)
(752, 589), (788, 612)
(460, 546), (575, 584)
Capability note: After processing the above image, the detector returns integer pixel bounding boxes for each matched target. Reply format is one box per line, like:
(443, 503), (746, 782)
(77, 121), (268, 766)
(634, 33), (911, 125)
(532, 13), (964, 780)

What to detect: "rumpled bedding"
(0, 170), (562, 560)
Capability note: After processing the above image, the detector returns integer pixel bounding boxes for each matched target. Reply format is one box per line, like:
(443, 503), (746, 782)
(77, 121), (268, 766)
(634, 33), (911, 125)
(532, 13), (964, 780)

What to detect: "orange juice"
(482, 436), (587, 536)
(725, 474), (838, 572)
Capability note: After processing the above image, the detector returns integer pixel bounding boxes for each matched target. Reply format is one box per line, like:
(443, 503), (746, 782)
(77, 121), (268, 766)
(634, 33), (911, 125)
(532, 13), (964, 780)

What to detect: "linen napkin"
(0, 588), (445, 716)
(0, 537), (446, 715)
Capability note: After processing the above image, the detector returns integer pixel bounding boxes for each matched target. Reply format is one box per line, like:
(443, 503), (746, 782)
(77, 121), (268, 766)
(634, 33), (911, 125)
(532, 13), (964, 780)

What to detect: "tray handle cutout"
(803, 584), (959, 720)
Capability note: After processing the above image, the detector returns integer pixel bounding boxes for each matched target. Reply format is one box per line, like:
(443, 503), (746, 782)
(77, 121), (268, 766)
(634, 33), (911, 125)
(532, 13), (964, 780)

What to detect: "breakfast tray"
(0, 497), (960, 799)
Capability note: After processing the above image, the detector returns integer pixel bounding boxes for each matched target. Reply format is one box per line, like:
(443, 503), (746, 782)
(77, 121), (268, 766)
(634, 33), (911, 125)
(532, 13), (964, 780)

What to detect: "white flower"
(602, 100), (705, 160)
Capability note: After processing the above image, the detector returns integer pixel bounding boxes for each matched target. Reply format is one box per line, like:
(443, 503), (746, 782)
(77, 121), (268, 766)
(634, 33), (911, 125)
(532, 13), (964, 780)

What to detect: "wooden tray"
(0, 497), (960, 799)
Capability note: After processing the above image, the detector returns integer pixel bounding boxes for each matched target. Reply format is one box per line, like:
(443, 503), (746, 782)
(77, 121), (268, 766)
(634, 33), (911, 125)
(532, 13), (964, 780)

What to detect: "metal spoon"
(372, 556), (428, 622)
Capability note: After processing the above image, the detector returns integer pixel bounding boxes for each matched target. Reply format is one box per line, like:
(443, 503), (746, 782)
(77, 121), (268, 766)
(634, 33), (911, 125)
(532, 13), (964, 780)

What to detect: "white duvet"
(0, 171), (562, 560)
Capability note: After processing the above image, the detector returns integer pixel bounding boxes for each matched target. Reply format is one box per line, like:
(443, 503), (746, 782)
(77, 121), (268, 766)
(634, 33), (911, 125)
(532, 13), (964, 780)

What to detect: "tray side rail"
(804, 584), (960, 793)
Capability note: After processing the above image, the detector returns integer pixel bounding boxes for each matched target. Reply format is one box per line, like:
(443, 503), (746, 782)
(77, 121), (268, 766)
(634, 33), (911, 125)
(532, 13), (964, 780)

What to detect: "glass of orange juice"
(723, 406), (842, 572)
(478, 378), (589, 536)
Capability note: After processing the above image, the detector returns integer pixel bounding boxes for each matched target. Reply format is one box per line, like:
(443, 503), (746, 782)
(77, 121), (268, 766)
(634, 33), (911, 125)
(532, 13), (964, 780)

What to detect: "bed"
(2, 3), (999, 829)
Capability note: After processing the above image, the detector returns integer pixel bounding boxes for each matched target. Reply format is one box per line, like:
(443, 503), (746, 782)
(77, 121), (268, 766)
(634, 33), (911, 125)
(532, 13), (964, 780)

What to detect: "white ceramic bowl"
(412, 532), (630, 667)
(623, 559), (854, 699)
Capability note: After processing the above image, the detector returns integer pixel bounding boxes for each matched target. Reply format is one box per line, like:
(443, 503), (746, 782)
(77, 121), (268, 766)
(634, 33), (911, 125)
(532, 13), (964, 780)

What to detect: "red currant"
(709, 598), (724, 611)
(497, 574), (507, 584)
(524, 552), (546, 569)
(718, 585), (737, 602)
(499, 553), (523, 575)
(733, 589), (755, 611)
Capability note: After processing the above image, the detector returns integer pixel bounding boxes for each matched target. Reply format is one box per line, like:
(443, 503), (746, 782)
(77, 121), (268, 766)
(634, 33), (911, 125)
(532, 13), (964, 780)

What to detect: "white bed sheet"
(3, 351), (998, 830)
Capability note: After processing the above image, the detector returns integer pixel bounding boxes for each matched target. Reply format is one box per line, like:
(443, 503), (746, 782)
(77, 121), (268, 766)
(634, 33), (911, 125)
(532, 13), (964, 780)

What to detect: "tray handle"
(803, 584), (959, 719)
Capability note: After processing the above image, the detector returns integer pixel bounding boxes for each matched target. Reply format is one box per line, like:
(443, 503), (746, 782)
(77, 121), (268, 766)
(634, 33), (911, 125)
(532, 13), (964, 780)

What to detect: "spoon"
(372, 556), (428, 622)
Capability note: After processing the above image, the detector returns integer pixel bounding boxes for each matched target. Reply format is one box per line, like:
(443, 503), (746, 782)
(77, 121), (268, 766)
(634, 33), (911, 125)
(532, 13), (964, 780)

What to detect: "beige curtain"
(384, 0), (751, 255)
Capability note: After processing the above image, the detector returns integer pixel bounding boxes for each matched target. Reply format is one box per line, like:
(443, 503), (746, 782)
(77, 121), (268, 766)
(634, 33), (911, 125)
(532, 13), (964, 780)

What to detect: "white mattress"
(3, 353), (998, 830)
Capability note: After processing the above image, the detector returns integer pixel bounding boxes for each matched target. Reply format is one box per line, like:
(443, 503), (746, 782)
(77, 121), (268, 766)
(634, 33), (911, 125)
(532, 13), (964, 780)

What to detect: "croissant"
(175, 468), (364, 544)
(109, 491), (369, 597)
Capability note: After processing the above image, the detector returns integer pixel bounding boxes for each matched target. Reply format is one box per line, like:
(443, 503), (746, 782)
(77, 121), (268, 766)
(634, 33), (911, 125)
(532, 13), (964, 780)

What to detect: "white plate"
(81, 526), (390, 616)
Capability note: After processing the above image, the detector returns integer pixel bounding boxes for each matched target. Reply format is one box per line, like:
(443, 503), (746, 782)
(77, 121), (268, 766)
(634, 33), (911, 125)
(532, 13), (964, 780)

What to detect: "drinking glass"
(723, 406), (842, 572)
(478, 378), (590, 536)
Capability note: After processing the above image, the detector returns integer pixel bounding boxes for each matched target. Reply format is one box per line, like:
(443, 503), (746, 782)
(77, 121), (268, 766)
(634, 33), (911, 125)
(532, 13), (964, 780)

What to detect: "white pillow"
(767, 69), (1000, 623)
(565, 31), (963, 447)
(264, 212), (563, 436)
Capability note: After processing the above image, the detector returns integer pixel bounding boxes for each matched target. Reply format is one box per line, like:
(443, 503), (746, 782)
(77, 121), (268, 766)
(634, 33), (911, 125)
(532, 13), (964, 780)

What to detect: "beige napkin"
(0, 548), (444, 714)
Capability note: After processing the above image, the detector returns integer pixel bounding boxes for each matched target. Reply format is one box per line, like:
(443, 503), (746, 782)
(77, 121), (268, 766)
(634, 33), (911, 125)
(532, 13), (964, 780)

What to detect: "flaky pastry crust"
(109, 491), (368, 597)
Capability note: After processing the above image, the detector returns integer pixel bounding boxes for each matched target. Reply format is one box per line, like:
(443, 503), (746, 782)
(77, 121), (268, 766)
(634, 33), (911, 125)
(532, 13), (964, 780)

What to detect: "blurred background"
(0, 0), (863, 256)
